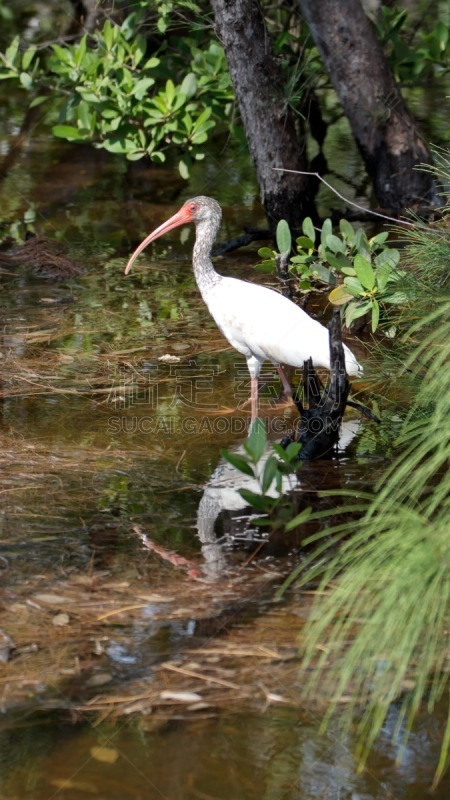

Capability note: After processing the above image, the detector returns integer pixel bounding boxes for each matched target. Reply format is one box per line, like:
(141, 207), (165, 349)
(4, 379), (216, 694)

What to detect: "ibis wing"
(203, 278), (361, 376)
(204, 279), (329, 366)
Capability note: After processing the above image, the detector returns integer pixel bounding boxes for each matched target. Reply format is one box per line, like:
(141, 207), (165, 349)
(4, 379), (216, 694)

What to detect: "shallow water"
(2, 704), (449, 800)
(0, 94), (447, 797)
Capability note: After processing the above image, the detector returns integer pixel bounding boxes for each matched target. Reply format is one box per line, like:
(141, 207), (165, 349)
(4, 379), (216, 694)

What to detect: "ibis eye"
(189, 203), (198, 213)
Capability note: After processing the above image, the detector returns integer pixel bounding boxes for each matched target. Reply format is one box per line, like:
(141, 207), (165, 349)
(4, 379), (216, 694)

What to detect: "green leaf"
(320, 218), (332, 247)
(23, 207), (36, 223)
(284, 442), (302, 461)
(77, 100), (93, 131)
(51, 43), (74, 66)
(370, 230), (389, 246)
(276, 219), (291, 254)
(295, 235), (315, 250)
(52, 124), (85, 140)
(221, 450), (255, 478)
(149, 150), (165, 163)
(74, 34), (87, 67)
(143, 57), (160, 70)
(375, 262), (391, 292)
(192, 106), (213, 129)
(324, 252), (352, 271)
(354, 254), (375, 290)
(101, 138), (129, 153)
(180, 72), (197, 98)
(5, 36), (20, 65)
(29, 95), (47, 108)
(312, 264), (332, 283)
(291, 255), (312, 265)
(371, 298), (380, 332)
(126, 151), (146, 161)
(355, 228), (369, 255)
(374, 248), (400, 269)
(238, 489), (268, 511)
(22, 46), (36, 71)
(339, 218), (356, 244)
(178, 158), (190, 180)
(261, 455), (279, 494)
(345, 300), (372, 327)
(258, 247), (274, 259)
(325, 233), (346, 254)
(272, 443), (290, 462)
(78, 91), (101, 104)
(435, 20), (448, 50)
(329, 285), (355, 306)
(343, 276), (365, 297)
(19, 71), (32, 90)
(102, 20), (114, 50)
(191, 126), (214, 145)
(132, 77), (155, 100)
(284, 506), (313, 531)
(302, 217), (316, 243)
(101, 107), (119, 119)
(272, 442), (301, 462)
(256, 261), (276, 273)
(382, 291), (410, 305)
(133, 33), (147, 66)
(165, 79), (175, 104)
(244, 418), (267, 462)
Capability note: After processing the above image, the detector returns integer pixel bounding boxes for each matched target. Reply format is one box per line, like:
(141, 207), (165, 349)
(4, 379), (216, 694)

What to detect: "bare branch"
(273, 168), (440, 233)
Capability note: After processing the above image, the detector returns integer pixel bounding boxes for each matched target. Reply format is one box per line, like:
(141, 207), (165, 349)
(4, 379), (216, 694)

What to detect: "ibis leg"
(276, 365), (292, 398)
(250, 375), (259, 424)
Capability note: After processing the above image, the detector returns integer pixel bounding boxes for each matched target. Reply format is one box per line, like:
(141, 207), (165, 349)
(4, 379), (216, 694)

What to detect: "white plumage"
(203, 277), (360, 372)
(125, 196), (362, 422)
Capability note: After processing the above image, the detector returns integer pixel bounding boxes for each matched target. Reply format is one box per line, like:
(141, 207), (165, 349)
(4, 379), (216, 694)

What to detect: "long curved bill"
(124, 205), (192, 275)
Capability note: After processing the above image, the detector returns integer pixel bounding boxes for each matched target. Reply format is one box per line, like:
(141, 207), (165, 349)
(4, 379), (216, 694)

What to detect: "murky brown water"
(1, 89), (448, 798)
(2, 704), (449, 800)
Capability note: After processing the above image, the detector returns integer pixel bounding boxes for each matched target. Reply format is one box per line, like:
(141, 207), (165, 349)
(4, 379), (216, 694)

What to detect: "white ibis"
(125, 196), (362, 422)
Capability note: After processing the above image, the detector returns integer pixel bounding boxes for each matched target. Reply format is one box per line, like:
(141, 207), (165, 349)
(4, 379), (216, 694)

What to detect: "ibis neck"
(192, 218), (222, 291)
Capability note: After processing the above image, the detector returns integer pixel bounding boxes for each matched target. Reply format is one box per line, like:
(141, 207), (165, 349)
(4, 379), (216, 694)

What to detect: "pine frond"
(297, 300), (450, 785)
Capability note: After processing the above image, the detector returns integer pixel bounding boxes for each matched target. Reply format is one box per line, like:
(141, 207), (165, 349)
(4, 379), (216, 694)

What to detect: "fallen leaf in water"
(52, 612), (70, 626)
(85, 672), (113, 688)
(187, 701), (211, 711)
(0, 630), (14, 663)
(265, 692), (289, 703)
(90, 746), (119, 764)
(34, 594), (69, 604)
(15, 643), (38, 655)
(171, 343), (190, 351)
(160, 690), (202, 703)
(158, 353), (181, 363)
(135, 593), (173, 602)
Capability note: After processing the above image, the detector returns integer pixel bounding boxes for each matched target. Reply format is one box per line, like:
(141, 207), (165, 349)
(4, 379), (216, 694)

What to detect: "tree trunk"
(297, 0), (437, 210)
(210, 0), (316, 230)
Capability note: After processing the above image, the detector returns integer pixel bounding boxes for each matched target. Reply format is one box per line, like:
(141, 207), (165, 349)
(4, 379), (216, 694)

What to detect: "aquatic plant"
(282, 298), (450, 787)
(258, 215), (408, 335)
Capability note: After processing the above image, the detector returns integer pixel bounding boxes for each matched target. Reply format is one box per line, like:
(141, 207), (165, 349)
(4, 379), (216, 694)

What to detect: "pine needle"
(293, 299), (450, 785)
